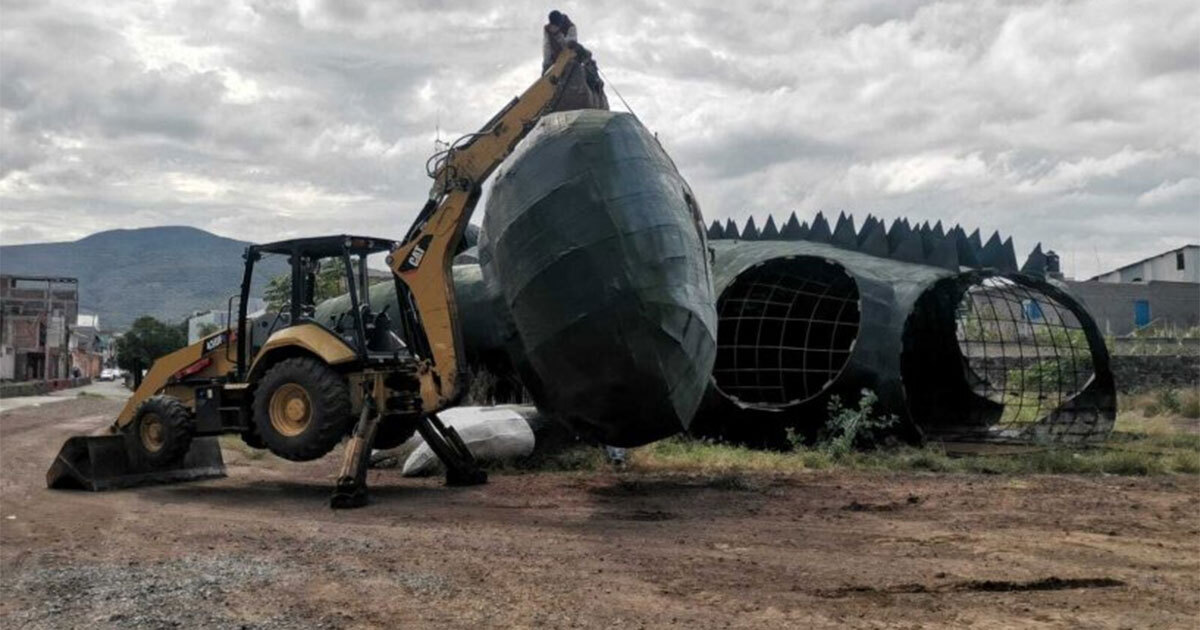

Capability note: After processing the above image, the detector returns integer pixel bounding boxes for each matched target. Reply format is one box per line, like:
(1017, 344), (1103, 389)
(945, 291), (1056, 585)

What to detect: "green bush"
(1180, 391), (1200, 419)
(1023, 359), (1066, 391)
(115, 316), (188, 389)
(1155, 389), (1182, 415)
(1170, 451), (1200, 474)
(804, 389), (900, 457)
(1091, 450), (1168, 475)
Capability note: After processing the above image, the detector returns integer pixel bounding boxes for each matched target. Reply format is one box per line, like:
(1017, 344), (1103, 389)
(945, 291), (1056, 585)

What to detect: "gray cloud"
(1, 0), (1197, 280)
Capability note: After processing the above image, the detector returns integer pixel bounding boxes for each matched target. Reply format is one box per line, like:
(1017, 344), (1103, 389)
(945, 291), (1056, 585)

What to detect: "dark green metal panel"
(478, 110), (717, 446)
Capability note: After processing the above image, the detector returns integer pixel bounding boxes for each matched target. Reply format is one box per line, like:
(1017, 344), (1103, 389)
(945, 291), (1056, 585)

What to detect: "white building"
(69, 313), (109, 378)
(1089, 244), (1199, 284)
(187, 298), (266, 344)
(187, 311), (228, 345)
(1073, 244), (1200, 334)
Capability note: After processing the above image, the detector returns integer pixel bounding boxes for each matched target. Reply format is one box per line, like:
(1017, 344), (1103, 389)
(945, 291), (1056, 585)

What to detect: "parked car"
(99, 368), (118, 381)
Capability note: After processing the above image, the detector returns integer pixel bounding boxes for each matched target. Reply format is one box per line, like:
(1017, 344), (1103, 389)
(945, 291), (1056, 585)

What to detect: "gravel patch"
(7, 554), (330, 630)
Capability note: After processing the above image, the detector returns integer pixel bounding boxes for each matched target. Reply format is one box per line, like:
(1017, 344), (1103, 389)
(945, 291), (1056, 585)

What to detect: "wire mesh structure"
(955, 277), (1095, 428)
(713, 258), (860, 408)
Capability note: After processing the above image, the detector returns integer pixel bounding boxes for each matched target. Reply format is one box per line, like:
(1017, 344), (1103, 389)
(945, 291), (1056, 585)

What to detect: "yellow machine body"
(115, 329), (238, 426)
(247, 323), (358, 376)
(115, 323), (361, 427)
(49, 40), (607, 497)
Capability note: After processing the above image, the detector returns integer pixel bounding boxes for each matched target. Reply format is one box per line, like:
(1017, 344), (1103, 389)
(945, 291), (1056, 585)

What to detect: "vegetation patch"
(218, 435), (269, 461)
(617, 388), (1199, 477)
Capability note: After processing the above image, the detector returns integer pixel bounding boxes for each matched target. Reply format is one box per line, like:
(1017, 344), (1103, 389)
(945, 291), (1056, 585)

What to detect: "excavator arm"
(387, 43), (604, 413)
(45, 39), (608, 507)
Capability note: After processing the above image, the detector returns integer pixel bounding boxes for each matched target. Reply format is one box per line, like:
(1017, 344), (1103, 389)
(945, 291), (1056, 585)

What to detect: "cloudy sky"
(2, 0), (1197, 279)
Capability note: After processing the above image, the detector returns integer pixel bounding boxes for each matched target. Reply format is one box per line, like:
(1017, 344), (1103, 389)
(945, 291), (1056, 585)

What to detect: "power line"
(597, 67), (638, 120)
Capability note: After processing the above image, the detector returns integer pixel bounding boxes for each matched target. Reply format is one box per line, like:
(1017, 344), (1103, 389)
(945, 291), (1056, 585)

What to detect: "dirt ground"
(2, 396), (1197, 629)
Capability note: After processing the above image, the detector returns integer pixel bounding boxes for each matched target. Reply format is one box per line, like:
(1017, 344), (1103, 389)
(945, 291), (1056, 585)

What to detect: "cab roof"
(249, 235), (398, 258)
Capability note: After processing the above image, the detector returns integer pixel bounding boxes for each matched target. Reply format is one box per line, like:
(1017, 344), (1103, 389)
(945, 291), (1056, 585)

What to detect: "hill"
(0, 226), (287, 330)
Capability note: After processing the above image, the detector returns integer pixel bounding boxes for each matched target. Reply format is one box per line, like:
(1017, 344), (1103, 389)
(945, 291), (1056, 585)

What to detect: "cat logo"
(407, 245), (426, 268)
(203, 332), (227, 353)
(399, 235), (434, 272)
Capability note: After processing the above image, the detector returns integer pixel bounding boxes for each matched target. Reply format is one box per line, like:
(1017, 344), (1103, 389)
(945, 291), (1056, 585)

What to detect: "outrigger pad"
(46, 435), (226, 491)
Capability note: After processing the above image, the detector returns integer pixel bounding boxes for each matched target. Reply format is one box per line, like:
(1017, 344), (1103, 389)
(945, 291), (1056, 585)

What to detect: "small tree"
(262, 262), (353, 312)
(116, 316), (188, 389)
(262, 273), (292, 313)
(816, 389), (899, 457)
(195, 322), (223, 338)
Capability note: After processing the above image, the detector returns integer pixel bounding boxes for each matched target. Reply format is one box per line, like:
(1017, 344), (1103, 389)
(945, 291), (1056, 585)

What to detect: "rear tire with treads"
(239, 426), (267, 450)
(252, 357), (352, 461)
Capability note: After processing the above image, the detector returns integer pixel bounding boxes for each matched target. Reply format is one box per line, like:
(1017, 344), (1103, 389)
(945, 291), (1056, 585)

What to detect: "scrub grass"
(621, 427), (1199, 477)
(629, 438), (833, 474)
(217, 384), (1200, 477)
(218, 434), (268, 460)
(505, 444), (611, 472)
(535, 388), (1200, 478)
(1122, 387), (1200, 419)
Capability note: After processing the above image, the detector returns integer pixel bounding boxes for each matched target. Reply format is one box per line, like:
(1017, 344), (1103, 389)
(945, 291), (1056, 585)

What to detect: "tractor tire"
(252, 357), (352, 461)
(239, 384), (267, 449)
(239, 426), (267, 450)
(374, 415), (419, 449)
(129, 395), (195, 466)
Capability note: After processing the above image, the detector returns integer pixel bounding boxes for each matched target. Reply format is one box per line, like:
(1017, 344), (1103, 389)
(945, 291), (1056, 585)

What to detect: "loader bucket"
(47, 434), (226, 491)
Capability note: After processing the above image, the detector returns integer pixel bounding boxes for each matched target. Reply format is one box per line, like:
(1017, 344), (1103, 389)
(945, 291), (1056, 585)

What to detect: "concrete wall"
(1107, 337), (1200, 356)
(0, 377), (92, 398)
(973, 355), (1197, 393)
(1066, 280), (1200, 336)
(0, 344), (13, 380)
(1092, 246), (1200, 284)
(1110, 355), (1200, 393)
(70, 349), (103, 378)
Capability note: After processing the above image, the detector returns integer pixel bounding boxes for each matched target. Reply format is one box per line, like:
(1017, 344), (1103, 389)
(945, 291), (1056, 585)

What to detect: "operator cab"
(235, 235), (412, 376)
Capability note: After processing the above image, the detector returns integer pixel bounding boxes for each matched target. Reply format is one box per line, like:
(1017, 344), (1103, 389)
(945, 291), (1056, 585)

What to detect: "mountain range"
(0, 226), (287, 331)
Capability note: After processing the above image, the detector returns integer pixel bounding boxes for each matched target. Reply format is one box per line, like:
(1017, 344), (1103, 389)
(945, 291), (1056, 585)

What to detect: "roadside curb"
(0, 378), (93, 399)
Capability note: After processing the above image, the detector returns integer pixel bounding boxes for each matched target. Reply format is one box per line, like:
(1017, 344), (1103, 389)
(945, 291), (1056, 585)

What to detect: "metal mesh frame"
(713, 257), (860, 408)
(955, 276), (1095, 429)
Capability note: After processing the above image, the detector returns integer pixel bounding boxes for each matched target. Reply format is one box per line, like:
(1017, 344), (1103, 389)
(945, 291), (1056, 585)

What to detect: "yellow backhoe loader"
(47, 42), (607, 508)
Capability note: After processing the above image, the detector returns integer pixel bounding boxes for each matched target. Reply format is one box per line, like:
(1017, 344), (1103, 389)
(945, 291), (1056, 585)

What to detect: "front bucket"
(47, 434), (226, 491)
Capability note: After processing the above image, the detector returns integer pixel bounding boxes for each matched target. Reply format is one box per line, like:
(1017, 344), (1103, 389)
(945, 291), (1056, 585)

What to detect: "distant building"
(77, 313), (99, 330)
(0, 275), (79, 381)
(187, 310), (228, 345)
(1067, 245), (1200, 336)
(187, 298), (265, 344)
(69, 313), (113, 378)
(1089, 244), (1199, 284)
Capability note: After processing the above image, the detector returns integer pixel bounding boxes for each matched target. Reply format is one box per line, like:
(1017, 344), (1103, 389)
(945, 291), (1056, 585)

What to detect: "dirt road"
(2, 396), (1197, 629)
(0, 379), (129, 413)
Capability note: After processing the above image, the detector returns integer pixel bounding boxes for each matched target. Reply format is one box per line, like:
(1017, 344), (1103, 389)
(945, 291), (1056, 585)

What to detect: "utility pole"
(44, 278), (51, 381)
(65, 282), (77, 378)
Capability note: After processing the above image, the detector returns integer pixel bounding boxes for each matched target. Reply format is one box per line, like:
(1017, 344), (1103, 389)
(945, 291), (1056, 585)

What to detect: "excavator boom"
(330, 44), (607, 506)
(388, 44), (606, 413)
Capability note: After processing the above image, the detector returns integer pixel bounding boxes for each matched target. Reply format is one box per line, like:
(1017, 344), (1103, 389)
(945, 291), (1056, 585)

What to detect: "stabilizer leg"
(331, 400), (381, 509)
(416, 414), (488, 486)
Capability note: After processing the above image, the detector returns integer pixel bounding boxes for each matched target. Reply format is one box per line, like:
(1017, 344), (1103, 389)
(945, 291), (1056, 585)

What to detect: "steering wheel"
(267, 303), (290, 333)
(331, 310), (349, 332)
